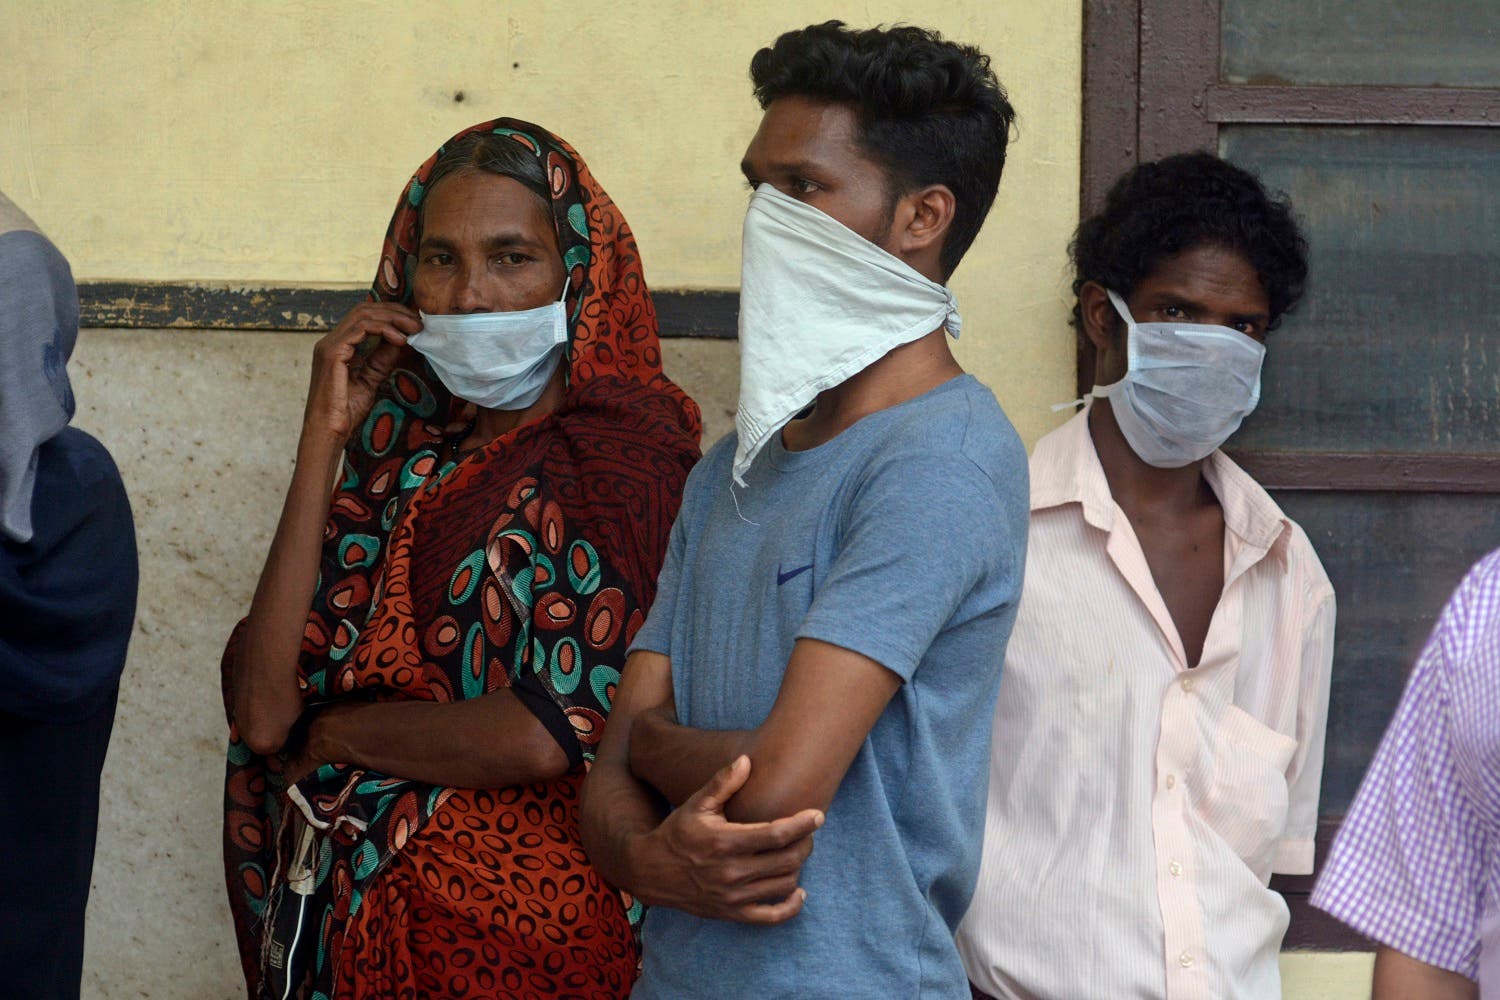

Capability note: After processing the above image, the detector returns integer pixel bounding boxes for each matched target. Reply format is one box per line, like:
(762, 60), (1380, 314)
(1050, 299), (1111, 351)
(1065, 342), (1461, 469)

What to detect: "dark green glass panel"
(1272, 490), (1500, 814)
(1222, 126), (1500, 454)
(1223, 0), (1500, 87)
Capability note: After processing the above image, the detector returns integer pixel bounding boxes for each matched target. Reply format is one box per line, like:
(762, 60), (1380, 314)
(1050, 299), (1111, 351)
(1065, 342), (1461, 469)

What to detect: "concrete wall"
(6, 2), (1367, 996)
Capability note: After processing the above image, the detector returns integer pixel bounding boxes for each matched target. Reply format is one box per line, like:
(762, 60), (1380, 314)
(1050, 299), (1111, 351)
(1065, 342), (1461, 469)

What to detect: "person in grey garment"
(0, 191), (138, 1000)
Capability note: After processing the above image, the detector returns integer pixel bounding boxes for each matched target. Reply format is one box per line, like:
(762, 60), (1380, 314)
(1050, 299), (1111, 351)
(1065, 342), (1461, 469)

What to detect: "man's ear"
(1078, 281), (1122, 352)
(895, 184), (956, 262)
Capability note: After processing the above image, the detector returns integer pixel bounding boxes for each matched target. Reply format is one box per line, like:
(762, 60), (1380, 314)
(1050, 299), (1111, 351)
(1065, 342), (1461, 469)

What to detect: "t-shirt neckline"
(766, 373), (974, 473)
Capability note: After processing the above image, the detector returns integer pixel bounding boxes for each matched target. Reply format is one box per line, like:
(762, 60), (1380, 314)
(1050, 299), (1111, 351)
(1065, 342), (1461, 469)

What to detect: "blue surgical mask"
(410, 279), (570, 410)
(1089, 288), (1266, 468)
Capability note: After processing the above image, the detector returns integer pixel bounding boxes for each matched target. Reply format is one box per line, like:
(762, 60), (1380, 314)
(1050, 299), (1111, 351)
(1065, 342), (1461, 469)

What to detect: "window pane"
(1223, 0), (1500, 87)
(1221, 126), (1500, 454)
(1273, 491), (1500, 814)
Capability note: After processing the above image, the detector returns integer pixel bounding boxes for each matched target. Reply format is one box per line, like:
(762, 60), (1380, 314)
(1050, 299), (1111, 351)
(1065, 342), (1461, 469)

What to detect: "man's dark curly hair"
(750, 20), (1015, 277)
(1071, 152), (1308, 334)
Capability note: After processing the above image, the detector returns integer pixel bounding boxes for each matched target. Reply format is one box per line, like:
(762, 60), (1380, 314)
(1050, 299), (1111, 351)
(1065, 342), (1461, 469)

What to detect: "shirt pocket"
(1199, 704), (1297, 882)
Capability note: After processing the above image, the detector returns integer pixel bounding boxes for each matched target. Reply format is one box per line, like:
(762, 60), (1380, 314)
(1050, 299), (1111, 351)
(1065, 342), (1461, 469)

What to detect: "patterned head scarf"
(0, 192), (79, 544)
(371, 117), (677, 395)
(222, 120), (700, 996)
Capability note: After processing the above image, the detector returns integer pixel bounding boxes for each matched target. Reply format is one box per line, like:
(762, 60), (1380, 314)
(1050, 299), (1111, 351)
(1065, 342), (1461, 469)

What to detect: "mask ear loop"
(1053, 288), (1134, 412)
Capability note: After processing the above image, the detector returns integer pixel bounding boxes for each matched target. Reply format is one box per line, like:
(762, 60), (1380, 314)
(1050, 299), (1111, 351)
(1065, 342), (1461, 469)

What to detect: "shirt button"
(1169, 860), (1183, 877)
(1179, 951), (1194, 968)
(1180, 676), (1195, 692)
(1165, 774), (1177, 789)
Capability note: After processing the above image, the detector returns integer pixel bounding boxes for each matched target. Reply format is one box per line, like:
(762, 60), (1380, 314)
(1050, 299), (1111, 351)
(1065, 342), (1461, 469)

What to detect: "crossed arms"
(578, 639), (902, 923)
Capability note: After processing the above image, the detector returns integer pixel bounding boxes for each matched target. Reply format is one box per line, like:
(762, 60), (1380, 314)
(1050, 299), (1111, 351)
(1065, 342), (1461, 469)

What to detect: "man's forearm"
(309, 691), (569, 789)
(578, 754), (666, 895)
(1372, 946), (1477, 1000)
(579, 670), (672, 892)
(631, 708), (751, 806)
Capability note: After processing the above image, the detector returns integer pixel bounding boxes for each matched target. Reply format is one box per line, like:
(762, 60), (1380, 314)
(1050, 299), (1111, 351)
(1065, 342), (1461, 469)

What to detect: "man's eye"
(497, 253), (531, 266)
(790, 178), (819, 194)
(424, 253), (453, 266)
(1162, 305), (1184, 318)
(1234, 321), (1259, 336)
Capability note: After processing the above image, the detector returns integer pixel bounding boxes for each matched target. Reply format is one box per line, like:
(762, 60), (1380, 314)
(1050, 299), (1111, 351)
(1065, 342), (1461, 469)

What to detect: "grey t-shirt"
(631, 374), (1029, 999)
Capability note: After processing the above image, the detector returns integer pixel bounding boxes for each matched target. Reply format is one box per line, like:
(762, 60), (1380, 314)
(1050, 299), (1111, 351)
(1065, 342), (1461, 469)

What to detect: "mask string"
(728, 481), (760, 526)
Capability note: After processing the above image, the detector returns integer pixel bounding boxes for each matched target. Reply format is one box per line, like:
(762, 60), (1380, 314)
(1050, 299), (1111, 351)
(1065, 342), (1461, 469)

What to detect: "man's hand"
(628, 755), (822, 924)
(303, 302), (420, 444)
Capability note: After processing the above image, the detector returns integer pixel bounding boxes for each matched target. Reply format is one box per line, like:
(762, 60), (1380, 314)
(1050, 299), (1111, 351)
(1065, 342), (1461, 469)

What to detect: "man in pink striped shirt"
(957, 153), (1335, 999)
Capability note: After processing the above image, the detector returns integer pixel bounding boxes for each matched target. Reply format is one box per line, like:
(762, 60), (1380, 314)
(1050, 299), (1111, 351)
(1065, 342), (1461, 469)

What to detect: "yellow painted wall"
(0, 0), (1080, 446)
(1283, 951), (1376, 999)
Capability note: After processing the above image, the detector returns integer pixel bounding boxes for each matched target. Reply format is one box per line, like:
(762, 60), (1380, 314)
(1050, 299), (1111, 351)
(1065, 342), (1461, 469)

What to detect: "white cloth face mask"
(1085, 288), (1265, 468)
(732, 184), (961, 486)
(410, 278), (570, 411)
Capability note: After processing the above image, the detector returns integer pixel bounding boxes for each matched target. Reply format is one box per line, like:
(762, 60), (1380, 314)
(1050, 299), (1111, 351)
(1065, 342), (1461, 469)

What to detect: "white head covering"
(0, 191), (79, 543)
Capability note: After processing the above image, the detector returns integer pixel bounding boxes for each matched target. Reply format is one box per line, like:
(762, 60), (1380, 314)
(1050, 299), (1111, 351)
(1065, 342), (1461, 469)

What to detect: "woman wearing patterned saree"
(222, 119), (700, 999)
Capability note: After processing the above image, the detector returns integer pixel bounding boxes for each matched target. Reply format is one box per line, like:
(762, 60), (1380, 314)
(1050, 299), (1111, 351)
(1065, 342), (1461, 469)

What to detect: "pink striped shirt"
(956, 408), (1335, 999)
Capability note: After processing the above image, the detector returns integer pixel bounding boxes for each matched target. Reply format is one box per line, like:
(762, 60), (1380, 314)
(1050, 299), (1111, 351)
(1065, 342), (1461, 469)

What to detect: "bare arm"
(630, 704), (750, 806)
(1372, 946), (1477, 1000)
(232, 303), (418, 755)
(286, 691), (570, 788)
(629, 638), (901, 824)
(579, 650), (822, 923)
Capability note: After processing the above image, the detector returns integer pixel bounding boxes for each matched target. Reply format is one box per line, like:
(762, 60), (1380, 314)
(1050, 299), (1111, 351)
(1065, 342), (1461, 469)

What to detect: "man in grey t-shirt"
(581, 22), (1028, 998)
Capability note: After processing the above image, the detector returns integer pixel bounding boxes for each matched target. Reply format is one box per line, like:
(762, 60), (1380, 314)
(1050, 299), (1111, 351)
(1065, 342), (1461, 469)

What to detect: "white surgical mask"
(1071, 289), (1265, 468)
(410, 279), (570, 411)
(733, 184), (960, 486)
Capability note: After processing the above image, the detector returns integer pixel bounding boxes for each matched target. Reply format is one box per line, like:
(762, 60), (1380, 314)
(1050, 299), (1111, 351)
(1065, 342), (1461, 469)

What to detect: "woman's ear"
(1078, 281), (1122, 352)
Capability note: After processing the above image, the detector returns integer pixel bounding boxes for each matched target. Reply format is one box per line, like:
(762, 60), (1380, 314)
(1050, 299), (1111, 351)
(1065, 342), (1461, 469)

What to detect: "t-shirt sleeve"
(1311, 591), (1490, 977)
(795, 451), (1021, 681)
(1273, 587), (1335, 875)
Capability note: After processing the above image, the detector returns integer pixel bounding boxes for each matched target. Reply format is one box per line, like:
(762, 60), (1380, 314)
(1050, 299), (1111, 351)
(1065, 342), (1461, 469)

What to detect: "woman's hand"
(279, 702), (360, 785)
(302, 302), (421, 444)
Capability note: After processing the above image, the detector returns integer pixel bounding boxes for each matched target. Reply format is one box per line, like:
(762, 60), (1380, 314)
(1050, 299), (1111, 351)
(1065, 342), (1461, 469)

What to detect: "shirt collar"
(1031, 404), (1294, 567)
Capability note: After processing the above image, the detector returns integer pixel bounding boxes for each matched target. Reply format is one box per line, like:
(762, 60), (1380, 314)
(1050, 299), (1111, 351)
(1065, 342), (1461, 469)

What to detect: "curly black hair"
(1071, 152), (1308, 334)
(750, 20), (1015, 277)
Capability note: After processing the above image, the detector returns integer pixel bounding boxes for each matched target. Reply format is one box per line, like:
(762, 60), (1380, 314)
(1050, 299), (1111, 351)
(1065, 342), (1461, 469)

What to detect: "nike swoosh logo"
(777, 563), (813, 586)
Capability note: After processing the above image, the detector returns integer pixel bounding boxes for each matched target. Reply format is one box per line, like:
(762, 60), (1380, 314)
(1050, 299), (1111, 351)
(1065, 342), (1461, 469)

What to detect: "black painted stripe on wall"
(77, 281), (740, 338)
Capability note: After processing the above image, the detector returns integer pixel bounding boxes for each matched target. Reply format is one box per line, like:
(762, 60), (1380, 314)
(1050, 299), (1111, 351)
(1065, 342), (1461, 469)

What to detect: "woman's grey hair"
(423, 132), (551, 211)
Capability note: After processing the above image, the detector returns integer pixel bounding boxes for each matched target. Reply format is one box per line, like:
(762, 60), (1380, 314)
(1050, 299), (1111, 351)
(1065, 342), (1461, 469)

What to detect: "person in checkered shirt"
(1314, 549), (1500, 999)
